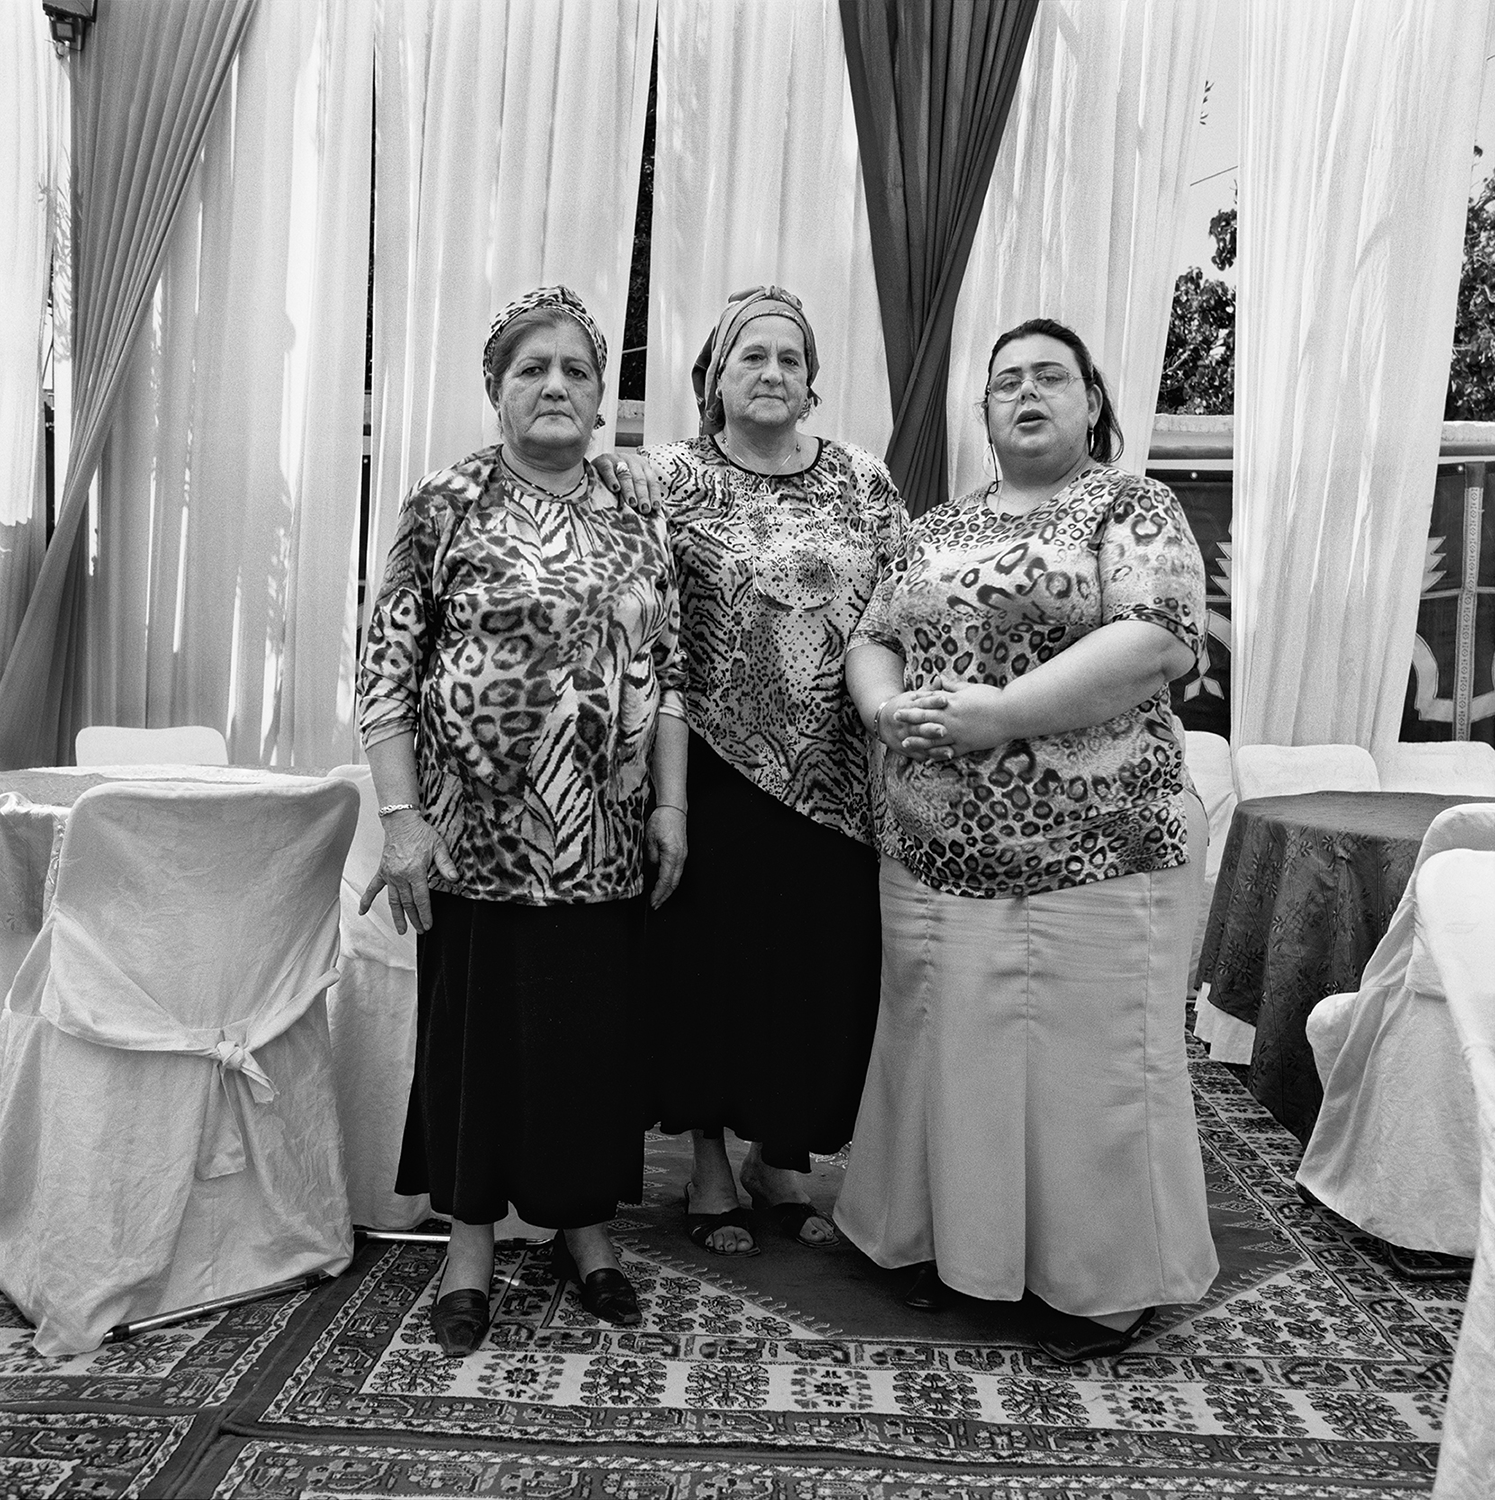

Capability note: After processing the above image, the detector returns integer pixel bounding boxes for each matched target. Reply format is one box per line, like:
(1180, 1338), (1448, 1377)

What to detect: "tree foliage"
(1156, 207), (1235, 415)
(1158, 170), (1495, 421)
(1446, 169), (1495, 421)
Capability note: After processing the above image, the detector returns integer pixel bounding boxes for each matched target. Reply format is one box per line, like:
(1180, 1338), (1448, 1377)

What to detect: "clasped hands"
(878, 674), (1008, 763)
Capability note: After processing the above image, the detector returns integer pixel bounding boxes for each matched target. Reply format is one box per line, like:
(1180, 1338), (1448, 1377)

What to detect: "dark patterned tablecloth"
(1197, 790), (1495, 1144)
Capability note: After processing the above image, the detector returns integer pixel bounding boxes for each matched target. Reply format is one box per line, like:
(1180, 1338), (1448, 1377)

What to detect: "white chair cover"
(1376, 741), (1495, 797)
(74, 724), (229, 766)
(1417, 849), (1495, 1500)
(1233, 742), (1380, 802)
(0, 779), (358, 1354)
(325, 764), (428, 1231)
(1295, 803), (1495, 1256)
(1182, 728), (1253, 1064)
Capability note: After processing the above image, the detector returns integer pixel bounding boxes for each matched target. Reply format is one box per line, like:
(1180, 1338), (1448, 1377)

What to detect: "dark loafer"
(552, 1235), (643, 1327)
(430, 1287), (491, 1357)
(1031, 1301), (1155, 1364)
(903, 1261), (952, 1310)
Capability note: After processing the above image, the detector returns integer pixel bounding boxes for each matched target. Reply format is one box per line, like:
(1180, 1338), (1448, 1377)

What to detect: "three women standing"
(358, 286), (686, 1354)
(641, 287), (906, 1256)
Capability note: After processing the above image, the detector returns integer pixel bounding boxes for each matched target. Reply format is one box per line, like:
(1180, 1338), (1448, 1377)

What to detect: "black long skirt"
(641, 731), (881, 1171)
(396, 891), (645, 1228)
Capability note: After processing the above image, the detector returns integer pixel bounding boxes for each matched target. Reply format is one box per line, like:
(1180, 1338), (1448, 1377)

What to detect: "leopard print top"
(358, 448), (684, 905)
(850, 466), (1205, 898)
(645, 436), (909, 846)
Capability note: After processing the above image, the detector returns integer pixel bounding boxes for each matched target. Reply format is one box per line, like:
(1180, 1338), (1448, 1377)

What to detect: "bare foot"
(740, 1144), (837, 1246)
(685, 1131), (756, 1255)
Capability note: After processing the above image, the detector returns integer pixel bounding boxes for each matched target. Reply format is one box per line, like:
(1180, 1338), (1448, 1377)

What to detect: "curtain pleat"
(644, 0), (891, 455)
(946, 0), (1216, 497)
(84, 0), (374, 767)
(840, 0), (1038, 517)
(0, 5), (60, 674)
(1233, 0), (1493, 751)
(366, 0), (656, 644)
(0, 0), (258, 770)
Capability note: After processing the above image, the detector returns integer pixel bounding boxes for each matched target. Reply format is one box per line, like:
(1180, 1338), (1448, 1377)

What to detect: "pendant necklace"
(718, 431), (803, 478)
(499, 447), (588, 502)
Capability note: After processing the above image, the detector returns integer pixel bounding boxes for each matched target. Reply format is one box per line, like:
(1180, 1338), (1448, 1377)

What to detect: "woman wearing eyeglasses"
(834, 318), (1217, 1363)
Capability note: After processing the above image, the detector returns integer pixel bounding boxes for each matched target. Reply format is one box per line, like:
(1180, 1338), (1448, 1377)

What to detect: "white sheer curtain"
(1233, 0), (1493, 751)
(367, 0), (656, 637)
(644, 0), (891, 455)
(946, 0), (1216, 499)
(85, 0), (373, 766)
(0, 5), (60, 674)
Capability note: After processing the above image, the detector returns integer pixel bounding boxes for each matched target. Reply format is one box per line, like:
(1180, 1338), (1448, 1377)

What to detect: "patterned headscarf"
(482, 284), (608, 384)
(692, 285), (820, 436)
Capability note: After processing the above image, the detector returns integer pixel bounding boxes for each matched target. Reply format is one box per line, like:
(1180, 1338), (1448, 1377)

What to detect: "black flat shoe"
(903, 1261), (952, 1310)
(1030, 1300), (1155, 1364)
(430, 1287), (491, 1357)
(552, 1234), (642, 1327)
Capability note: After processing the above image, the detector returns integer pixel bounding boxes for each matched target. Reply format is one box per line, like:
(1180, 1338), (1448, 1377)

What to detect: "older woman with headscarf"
(638, 286), (908, 1257)
(357, 285), (688, 1355)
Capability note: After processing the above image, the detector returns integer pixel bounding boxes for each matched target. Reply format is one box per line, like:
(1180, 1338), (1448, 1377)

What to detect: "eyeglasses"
(987, 366), (1077, 402)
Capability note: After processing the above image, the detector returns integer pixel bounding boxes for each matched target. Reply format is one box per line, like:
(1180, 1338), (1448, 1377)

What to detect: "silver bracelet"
(377, 802), (420, 818)
(652, 803), (687, 814)
(871, 698), (895, 737)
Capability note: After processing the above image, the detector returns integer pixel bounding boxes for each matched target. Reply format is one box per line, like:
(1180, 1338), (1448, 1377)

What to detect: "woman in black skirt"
(357, 286), (687, 1355)
(640, 287), (907, 1255)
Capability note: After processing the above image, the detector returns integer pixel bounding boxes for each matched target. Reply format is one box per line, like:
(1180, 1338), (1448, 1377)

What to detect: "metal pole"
(102, 1271), (332, 1343)
(354, 1228), (451, 1244)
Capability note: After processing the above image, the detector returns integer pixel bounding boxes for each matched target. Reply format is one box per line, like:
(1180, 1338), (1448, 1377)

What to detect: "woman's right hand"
(872, 689), (945, 760)
(358, 810), (459, 935)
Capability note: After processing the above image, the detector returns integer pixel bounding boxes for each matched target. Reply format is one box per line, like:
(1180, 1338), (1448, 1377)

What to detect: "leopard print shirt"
(358, 448), (685, 905)
(645, 436), (909, 846)
(851, 466), (1206, 898)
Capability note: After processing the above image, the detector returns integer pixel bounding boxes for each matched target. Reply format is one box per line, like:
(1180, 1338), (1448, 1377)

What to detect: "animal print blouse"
(851, 466), (1205, 898)
(358, 449), (684, 905)
(646, 436), (908, 847)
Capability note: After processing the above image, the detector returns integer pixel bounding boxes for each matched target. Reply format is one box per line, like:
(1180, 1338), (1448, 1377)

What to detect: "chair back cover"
(1376, 740), (1495, 796)
(1182, 728), (1237, 982)
(325, 764), (428, 1230)
(1296, 803), (1495, 1256)
(1417, 849), (1495, 1499)
(0, 778), (358, 1353)
(75, 723), (230, 766)
(1233, 742), (1380, 801)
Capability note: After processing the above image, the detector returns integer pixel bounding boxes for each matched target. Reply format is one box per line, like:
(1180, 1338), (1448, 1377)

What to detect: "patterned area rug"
(223, 1050), (1459, 1493)
(197, 1442), (1437, 1500)
(0, 1410), (201, 1498)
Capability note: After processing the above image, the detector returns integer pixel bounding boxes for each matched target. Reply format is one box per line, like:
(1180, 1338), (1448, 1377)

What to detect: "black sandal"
(683, 1184), (760, 1256)
(749, 1192), (839, 1248)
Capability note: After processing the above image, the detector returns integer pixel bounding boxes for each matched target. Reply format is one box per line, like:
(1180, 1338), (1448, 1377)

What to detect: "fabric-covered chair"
(0, 779), (358, 1354)
(1181, 727), (1252, 1062)
(325, 764), (428, 1231)
(75, 724), (229, 766)
(1295, 803), (1495, 1256)
(1416, 849), (1495, 1499)
(1376, 740), (1495, 796)
(1232, 742), (1380, 801)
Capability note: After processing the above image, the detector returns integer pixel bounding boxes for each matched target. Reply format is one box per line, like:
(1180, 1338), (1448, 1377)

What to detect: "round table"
(1197, 790), (1495, 1142)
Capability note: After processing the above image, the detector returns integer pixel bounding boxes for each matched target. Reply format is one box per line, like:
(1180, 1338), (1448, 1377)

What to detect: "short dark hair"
(984, 317), (1123, 464)
(483, 307), (601, 390)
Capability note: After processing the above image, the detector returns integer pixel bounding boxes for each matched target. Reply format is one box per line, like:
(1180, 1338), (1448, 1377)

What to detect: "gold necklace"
(499, 447), (588, 500)
(717, 431), (804, 477)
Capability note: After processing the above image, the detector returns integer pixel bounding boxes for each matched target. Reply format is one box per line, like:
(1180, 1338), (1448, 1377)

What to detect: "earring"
(594, 412), (606, 430)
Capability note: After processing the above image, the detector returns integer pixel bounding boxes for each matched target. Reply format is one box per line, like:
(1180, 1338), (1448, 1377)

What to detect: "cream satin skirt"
(835, 797), (1219, 1318)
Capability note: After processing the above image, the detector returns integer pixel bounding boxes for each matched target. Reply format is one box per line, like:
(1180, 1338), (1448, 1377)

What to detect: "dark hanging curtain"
(840, 0), (1038, 518)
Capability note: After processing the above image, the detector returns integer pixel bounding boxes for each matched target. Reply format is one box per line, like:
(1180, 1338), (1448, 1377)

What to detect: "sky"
(1172, 0), (1495, 284)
